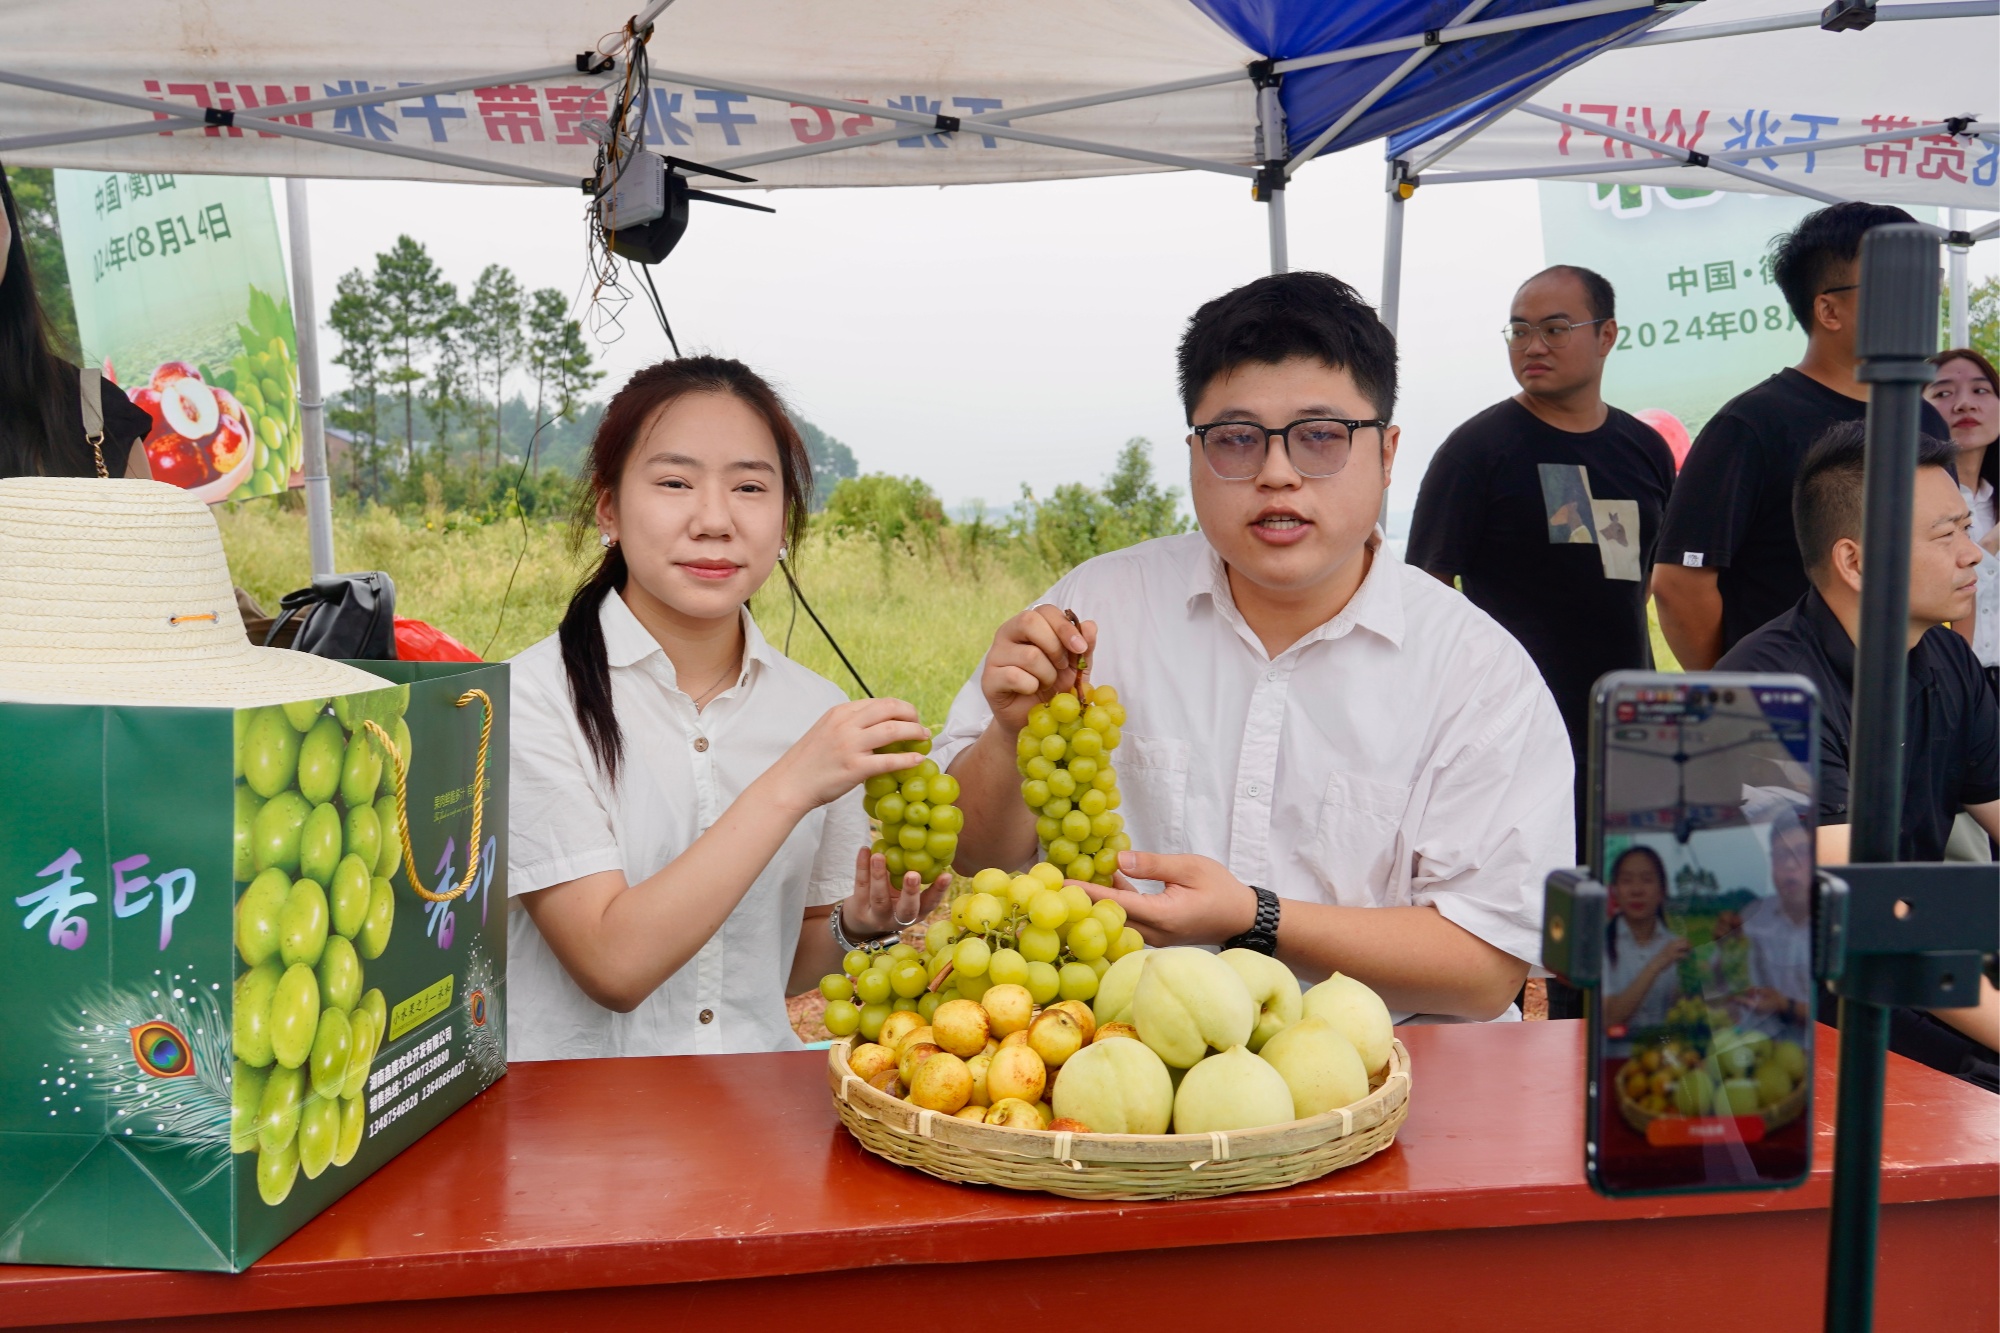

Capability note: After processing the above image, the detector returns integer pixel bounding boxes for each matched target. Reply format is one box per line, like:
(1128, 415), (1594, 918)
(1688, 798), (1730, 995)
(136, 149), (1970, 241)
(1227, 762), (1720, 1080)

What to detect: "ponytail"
(559, 542), (629, 783)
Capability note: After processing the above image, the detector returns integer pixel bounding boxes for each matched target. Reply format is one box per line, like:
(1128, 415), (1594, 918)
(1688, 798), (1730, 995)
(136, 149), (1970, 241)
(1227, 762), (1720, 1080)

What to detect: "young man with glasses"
(1407, 265), (1675, 853)
(935, 272), (1572, 1023)
(1652, 202), (1949, 669)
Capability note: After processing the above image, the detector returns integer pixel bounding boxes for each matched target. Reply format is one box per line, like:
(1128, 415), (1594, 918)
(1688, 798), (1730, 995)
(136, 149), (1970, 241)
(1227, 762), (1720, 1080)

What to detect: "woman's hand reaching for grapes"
(763, 697), (931, 817)
(841, 847), (950, 937)
(980, 604), (1097, 733)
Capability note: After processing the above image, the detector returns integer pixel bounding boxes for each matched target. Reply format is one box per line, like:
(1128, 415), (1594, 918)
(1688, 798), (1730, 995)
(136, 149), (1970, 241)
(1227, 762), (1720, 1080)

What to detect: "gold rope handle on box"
(363, 687), (492, 903)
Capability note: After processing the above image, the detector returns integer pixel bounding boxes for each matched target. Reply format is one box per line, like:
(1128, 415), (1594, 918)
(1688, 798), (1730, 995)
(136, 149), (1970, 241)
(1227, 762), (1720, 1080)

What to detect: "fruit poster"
(0, 662), (510, 1272)
(53, 169), (301, 501)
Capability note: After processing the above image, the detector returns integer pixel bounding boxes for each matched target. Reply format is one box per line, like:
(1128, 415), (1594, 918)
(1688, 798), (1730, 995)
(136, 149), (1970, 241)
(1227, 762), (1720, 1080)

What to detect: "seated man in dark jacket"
(1719, 422), (1997, 1088)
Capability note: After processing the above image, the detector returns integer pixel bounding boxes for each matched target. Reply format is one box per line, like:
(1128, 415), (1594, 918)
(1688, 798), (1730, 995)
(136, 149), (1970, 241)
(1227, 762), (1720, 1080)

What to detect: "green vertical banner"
(1537, 182), (1824, 457)
(53, 170), (301, 502)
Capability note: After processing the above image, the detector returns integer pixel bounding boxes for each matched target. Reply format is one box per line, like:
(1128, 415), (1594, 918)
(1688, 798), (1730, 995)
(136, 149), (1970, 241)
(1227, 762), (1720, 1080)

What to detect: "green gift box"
(0, 661), (509, 1271)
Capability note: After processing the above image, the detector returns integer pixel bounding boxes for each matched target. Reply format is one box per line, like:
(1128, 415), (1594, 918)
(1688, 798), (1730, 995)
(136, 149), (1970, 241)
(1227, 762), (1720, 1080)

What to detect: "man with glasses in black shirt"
(1409, 264), (1674, 1019)
(1653, 202), (1949, 668)
(1408, 267), (1674, 809)
(1717, 423), (1997, 1087)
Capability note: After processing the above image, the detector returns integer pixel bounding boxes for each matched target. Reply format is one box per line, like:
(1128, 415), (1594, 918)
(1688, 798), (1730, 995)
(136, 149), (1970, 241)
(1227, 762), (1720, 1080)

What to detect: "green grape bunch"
(862, 735), (963, 885)
(225, 286), (304, 499)
(1015, 683), (1127, 888)
(230, 686), (410, 1206)
(816, 862), (1148, 1039)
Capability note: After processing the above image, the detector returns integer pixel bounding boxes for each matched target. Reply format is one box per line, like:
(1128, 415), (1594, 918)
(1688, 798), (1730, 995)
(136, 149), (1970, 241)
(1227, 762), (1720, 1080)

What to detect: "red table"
(4, 1021), (1993, 1332)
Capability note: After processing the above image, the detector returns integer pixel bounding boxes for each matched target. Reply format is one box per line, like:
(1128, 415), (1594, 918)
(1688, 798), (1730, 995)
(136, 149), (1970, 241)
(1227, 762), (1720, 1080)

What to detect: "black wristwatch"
(1223, 885), (1281, 955)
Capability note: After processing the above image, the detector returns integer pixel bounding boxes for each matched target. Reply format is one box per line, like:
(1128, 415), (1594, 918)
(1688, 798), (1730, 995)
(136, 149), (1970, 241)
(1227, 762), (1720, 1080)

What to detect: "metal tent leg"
(1380, 170), (1408, 334)
(1948, 208), (1969, 348)
(1267, 186), (1290, 274)
(286, 179), (336, 581)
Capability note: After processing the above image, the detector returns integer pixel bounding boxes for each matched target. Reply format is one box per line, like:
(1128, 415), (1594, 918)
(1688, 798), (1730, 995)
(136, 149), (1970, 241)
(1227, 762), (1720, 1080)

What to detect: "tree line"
(821, 437), (1193, 582)
(328, 236), (601, 501)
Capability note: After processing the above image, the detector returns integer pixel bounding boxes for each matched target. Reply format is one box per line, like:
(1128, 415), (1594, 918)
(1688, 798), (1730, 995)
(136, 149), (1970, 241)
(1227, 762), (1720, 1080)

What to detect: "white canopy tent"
(1, 0), (1993, 576)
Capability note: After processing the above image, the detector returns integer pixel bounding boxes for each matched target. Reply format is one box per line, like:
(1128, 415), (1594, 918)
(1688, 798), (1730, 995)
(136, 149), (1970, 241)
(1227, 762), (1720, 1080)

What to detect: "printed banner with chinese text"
(53, 170), (302, 501)
(1543, 182), (1839, 446)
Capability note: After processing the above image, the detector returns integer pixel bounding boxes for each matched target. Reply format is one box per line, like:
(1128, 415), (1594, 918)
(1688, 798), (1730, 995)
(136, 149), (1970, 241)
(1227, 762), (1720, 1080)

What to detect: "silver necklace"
(686, 658), (738, 711)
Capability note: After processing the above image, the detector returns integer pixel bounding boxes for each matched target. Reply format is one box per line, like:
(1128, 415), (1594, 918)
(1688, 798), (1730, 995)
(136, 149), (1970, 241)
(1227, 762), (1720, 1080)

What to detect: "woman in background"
(1601, 845), (1687, 1031)
(1924, 348), (1998, 673)
(0, 165), (151, 479)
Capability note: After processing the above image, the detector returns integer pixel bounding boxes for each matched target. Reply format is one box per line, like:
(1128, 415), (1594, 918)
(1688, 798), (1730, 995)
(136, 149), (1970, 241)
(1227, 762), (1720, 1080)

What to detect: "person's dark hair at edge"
(1770, 201), (1917, 329)
(1604, 844), (1669, 966)
(558, 356), (814, 783)
(0, 165), (87, 477)
(1177, 271), (1398, 424)
(1792, 420), (1958, 576)
(1524, 264), (1616, 322)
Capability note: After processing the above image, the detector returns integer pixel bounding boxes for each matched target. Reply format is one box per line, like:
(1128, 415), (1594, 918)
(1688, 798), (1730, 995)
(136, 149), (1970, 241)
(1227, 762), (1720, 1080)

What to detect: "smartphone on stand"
(1584, 672), (1820, 1198)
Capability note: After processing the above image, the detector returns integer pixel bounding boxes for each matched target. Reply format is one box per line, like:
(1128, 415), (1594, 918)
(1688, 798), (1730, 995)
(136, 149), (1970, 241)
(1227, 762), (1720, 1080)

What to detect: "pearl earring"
(600, 532), (615, 549)
(778, 544), (789, 562)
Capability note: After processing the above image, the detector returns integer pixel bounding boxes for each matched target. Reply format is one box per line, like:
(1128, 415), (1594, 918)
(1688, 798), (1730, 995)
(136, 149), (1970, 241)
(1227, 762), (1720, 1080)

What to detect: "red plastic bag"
(393, 616), (482, 662)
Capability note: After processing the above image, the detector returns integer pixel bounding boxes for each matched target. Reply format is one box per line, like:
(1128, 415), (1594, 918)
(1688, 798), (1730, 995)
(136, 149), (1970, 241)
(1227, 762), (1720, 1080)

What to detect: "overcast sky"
(283, 152), (1998, 525)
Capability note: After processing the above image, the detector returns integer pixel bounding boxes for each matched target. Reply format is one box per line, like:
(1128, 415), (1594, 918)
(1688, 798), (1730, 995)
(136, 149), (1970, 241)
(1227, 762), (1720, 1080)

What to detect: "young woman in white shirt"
(506, 357), (943, 1061)
(1599, 846), (1687, 1032)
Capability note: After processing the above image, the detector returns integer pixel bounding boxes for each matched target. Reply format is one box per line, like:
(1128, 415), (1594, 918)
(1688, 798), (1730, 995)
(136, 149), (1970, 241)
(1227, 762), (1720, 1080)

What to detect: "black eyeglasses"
(1502, 318), (1606, 348)
(1188, 417), (1386, 480)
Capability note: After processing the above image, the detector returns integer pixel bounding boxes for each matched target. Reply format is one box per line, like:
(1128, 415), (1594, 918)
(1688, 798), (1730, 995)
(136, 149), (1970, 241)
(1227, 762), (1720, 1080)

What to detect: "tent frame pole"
(0, 62), (613, 157)
(1288, 0), (1504, 176)
(704, 69), (1253, 177)
(652, 67), (1257, 178)
(1947, 209), (1970, 347)
(1257, 80), (1289, 274)
(1412, 117), (1997, 185)
(1518, 103), (1851, 203)
(284, 180), (337, 580)
(1628, 0), (1996, 46)
(0, 67), (587, 187)
(1273, 0), (1673, 74)
(1380, 165), (1409, 335)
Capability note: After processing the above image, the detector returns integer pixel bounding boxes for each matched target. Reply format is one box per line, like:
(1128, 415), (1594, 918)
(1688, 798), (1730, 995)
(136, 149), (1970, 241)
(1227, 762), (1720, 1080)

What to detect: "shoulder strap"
(78, 366), (108, 479)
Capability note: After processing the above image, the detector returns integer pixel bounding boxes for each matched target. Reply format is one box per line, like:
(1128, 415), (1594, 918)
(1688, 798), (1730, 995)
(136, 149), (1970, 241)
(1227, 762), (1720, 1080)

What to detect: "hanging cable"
(481, 407), (564, 661)
(637, 262), (681, 356)
(777, 554), (873, 698)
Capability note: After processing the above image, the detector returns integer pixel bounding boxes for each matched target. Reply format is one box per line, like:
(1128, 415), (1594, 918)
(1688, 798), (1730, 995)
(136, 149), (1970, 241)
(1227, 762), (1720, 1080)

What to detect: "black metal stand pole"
(1822, 223), (1939, 1333)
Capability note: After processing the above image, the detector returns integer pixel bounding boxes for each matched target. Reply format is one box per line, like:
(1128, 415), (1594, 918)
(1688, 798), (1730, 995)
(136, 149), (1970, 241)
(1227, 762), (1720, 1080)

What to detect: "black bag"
(265, 571), (398, 660)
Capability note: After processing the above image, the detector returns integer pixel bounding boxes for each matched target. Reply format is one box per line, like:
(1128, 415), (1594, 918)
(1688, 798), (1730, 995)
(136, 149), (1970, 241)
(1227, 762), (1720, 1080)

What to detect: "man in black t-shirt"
(1408, 264), (1675, 789)
(1653, 202), (1949, 668)
(1717, 423), (1997, 1087)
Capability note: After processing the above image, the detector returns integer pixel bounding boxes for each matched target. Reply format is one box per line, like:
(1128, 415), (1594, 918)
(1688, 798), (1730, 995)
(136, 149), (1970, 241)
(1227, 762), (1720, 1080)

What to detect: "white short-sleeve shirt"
(1600, 918), (1682, 1031)
(932, 532), (1575, 1023)
(505, 590), (865, 1060)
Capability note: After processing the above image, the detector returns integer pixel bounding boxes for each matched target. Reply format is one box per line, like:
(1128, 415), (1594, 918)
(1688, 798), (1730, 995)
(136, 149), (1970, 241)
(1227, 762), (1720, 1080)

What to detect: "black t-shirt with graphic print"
(1654, 368), (1951, 654)
(1407, 398), (1676, 759)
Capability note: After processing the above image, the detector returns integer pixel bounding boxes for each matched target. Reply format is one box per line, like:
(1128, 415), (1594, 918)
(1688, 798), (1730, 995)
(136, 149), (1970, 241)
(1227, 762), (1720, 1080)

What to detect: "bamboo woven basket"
(1615, 1059), (1807, 1138)
(828, 1036), (1411, 1201)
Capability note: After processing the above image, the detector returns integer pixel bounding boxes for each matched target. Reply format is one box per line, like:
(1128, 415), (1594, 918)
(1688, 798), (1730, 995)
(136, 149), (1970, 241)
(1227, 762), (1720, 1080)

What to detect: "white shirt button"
(1246, 783), (1261, 798)
(1266, 669), (1279, 682)
(693, 736), (709, 753)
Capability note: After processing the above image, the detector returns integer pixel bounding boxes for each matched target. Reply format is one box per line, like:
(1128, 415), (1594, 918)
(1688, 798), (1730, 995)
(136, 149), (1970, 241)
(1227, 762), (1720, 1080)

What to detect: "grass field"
(218, 504), (1682, 727)
(216, 505), (1056, 723)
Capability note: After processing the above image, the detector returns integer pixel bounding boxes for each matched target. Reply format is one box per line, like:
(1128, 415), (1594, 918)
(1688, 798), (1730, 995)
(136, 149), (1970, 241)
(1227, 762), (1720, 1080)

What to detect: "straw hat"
(0, 477), (389, 708)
